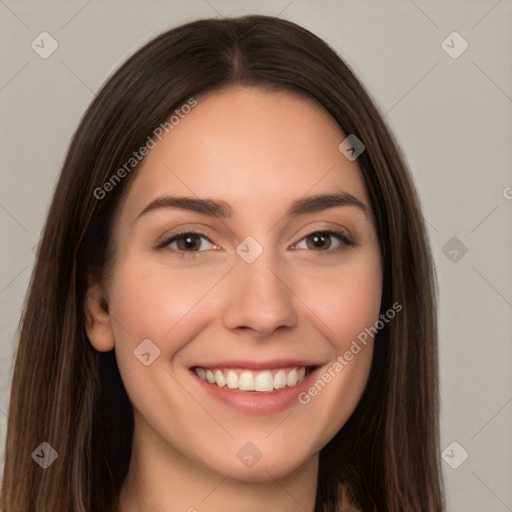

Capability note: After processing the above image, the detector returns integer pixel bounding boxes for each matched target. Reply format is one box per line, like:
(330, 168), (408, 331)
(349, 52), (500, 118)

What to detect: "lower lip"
(191, 368), (320, 415)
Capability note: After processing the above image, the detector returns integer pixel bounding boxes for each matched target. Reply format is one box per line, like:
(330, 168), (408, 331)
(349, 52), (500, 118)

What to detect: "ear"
(84, 282), (115, 352)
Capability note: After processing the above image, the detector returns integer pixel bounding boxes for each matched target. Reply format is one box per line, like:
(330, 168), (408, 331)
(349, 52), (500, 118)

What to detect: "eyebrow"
(136, 190), (370, 221)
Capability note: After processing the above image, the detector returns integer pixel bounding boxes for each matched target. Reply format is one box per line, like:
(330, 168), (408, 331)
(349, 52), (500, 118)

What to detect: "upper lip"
(191, 360), (321, 370)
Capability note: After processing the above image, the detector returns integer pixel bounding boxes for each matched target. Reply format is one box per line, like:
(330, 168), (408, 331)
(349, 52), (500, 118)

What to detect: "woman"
(0, 15), (443, 512)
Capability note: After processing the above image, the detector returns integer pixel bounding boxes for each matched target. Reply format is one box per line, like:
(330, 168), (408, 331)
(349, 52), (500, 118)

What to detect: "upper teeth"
(194, 367), (307, 391)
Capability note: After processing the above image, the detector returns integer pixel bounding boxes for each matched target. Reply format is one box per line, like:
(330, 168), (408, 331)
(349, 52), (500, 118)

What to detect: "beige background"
(1, 1), (511, 510)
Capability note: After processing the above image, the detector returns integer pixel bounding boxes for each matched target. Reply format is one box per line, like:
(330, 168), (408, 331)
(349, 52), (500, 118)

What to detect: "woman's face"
(88, 86), (382, 482)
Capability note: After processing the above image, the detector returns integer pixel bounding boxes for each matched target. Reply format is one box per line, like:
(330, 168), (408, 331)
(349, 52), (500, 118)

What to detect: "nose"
(222, 252), (299, 337)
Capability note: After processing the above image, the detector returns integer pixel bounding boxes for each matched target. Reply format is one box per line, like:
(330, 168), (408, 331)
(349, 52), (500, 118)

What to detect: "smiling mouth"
(192, 366), (315, 392)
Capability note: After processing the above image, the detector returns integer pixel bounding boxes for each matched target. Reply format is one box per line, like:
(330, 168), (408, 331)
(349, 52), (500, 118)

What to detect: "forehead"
(121, 86), (369, 222)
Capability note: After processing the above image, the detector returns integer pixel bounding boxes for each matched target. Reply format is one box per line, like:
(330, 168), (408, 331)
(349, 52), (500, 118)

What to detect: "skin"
(85, 86), (383, 512)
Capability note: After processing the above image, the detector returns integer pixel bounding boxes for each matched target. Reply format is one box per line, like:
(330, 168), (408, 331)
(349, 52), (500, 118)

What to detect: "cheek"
(290, 255), (382, 436)
(106, 255), (225, 366)
(333, 271), (382, 347)
(299, 254), (383, 348)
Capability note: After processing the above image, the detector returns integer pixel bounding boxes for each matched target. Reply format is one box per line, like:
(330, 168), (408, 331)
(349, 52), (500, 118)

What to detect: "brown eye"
(165, 232), (215, 252)
(305, 232), (332, 250)
(294, 230), (353, 252)
(175, 234), (202, 251)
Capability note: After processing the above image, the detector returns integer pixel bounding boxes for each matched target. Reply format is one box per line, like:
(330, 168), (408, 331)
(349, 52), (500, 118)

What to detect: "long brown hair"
(1, 15), (443, 511)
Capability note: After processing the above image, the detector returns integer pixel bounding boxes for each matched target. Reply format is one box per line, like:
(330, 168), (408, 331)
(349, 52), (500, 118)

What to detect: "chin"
(200, 442), (316, 483)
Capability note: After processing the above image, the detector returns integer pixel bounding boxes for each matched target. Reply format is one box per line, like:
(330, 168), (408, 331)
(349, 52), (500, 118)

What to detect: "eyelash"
(156, 228), (355, 260)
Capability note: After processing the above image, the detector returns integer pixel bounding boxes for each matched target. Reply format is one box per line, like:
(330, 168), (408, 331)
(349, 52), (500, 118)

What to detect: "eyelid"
(155, 226), (215, 249)
(295, 225), (353, 245)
